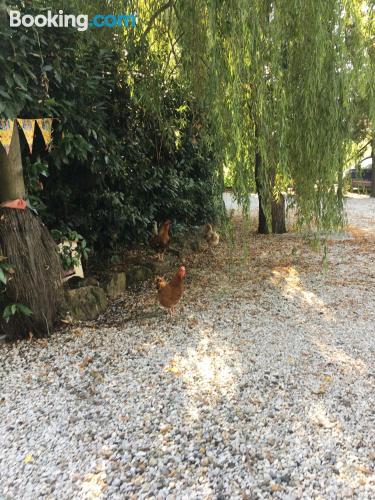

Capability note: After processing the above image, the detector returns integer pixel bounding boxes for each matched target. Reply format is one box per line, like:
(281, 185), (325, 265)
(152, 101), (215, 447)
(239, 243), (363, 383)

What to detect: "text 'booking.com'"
(9, 11), (137, 32)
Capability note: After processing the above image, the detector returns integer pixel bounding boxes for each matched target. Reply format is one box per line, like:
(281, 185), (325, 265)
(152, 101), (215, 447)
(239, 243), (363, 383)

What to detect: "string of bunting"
(0, 118), (53, 155)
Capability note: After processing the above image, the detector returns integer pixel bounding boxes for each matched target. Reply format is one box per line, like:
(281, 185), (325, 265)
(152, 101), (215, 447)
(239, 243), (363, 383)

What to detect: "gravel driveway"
(1, 195), (374, 499)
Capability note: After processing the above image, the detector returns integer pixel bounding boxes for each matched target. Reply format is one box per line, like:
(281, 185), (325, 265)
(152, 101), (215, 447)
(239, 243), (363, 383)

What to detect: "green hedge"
(1, 1), (222, 252)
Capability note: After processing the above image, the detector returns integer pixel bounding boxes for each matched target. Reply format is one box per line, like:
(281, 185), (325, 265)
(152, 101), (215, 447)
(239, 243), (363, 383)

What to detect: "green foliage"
(0, 257), (33, 323)
(0, 0), (222, 254)
(51, 228), (89, 271)
(3, 303), (33, 323)
(2, 0), (371, 249)
(0, 257), (14, 285)
(176, 0), (374, 232)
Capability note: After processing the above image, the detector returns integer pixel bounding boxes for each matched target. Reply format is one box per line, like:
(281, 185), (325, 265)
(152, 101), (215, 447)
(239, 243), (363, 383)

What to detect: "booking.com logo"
(9, 10), (137, 32)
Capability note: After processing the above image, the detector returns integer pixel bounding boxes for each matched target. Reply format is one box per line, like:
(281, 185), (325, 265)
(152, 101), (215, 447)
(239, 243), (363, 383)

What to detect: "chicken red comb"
(179, 266), (186, 277)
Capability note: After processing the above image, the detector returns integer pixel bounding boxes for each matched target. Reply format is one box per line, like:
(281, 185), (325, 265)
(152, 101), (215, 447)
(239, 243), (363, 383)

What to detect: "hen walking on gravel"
(155, 265), (186, 314)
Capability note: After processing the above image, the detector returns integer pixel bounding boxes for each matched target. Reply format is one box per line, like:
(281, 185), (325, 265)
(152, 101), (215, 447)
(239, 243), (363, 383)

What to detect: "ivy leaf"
(0, 89), (10, 99)
(54, 71), (62, 84)
(3, 305), (14, 322)
(0, 263), (14, 271)
(17, 304), (33, 317)
(13, 74), (27, 90)
(0, 268), (6, 284)
(2, 304), (33, 323)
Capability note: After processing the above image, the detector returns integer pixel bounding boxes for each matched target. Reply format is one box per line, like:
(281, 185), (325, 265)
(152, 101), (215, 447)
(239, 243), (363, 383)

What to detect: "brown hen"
(155, 265), (186, 314)
(150, 220), (172, 260)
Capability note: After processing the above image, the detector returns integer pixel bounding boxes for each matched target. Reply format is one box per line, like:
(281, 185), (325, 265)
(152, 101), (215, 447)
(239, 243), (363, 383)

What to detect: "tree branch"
(141, 0), (175, 42)
(346, 139), (371, 165)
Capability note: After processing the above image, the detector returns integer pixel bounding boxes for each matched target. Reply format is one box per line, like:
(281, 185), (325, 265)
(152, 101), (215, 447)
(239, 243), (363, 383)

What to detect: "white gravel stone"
(1, 195), (375, 498)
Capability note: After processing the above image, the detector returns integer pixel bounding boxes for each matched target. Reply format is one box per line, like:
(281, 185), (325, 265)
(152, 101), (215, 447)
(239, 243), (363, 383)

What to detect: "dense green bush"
(1, 1), (222, 254)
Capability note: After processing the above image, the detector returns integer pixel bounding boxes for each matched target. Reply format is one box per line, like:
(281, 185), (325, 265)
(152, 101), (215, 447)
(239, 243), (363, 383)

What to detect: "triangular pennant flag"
(17, 119), (36, 154)
(0, 119), (14, 155)
(36, 118), (52, 148)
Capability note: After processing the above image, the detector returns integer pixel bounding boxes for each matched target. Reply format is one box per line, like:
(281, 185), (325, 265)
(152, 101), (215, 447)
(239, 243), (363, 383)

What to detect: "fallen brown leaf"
(79, 356), (93, 369)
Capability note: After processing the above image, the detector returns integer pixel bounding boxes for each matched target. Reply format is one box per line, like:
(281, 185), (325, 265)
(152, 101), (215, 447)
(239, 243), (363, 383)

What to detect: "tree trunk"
(371, 137), (375, 198)
(0, 209), (63, 338)
(271, 193), (286, 233)
(254, 121), (286, 234)
(337, 167), (343, 202)
(0, 121), (63, 339)
(0, 124), (26, 202)
(255, 148), (270, 234)
(255, 154), (287, 234)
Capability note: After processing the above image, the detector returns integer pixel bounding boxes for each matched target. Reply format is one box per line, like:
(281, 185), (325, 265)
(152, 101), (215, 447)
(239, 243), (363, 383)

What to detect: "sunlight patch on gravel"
(270, 265), (331, 318)
(312, 338), (368, 375)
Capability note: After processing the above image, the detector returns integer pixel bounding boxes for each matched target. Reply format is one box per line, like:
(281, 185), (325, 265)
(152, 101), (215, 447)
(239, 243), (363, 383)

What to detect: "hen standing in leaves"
(204, 223), (220, 250)
(150, 220), (172, 260)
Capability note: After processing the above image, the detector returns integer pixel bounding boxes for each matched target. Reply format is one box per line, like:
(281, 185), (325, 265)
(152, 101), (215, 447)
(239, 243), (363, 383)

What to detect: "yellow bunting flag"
(36, 118), (53, 148)
(0, 119), (14, 155)
(17, 119), (36, 154)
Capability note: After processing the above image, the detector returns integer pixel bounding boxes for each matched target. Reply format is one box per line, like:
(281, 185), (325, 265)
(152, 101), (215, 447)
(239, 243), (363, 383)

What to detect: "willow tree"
(361, 2), (375, 197)
(172, 0), (373, 234)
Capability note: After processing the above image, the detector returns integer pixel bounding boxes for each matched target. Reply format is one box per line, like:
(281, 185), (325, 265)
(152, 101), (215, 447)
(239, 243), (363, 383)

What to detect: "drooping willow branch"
(140, 0), (175, 43)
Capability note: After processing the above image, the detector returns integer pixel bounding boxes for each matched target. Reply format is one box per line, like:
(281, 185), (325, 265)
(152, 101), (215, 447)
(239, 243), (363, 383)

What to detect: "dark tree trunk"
(371, 137), (375, 198)
(254, 123), (286, 234)
(255, 153), (287, 234)
(254, 121), (270, 234)
(0, 208), (63, 339)
(255, 148), (270, 234)
(337, 167), (343, 202)
(271, 193), (286, 233)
